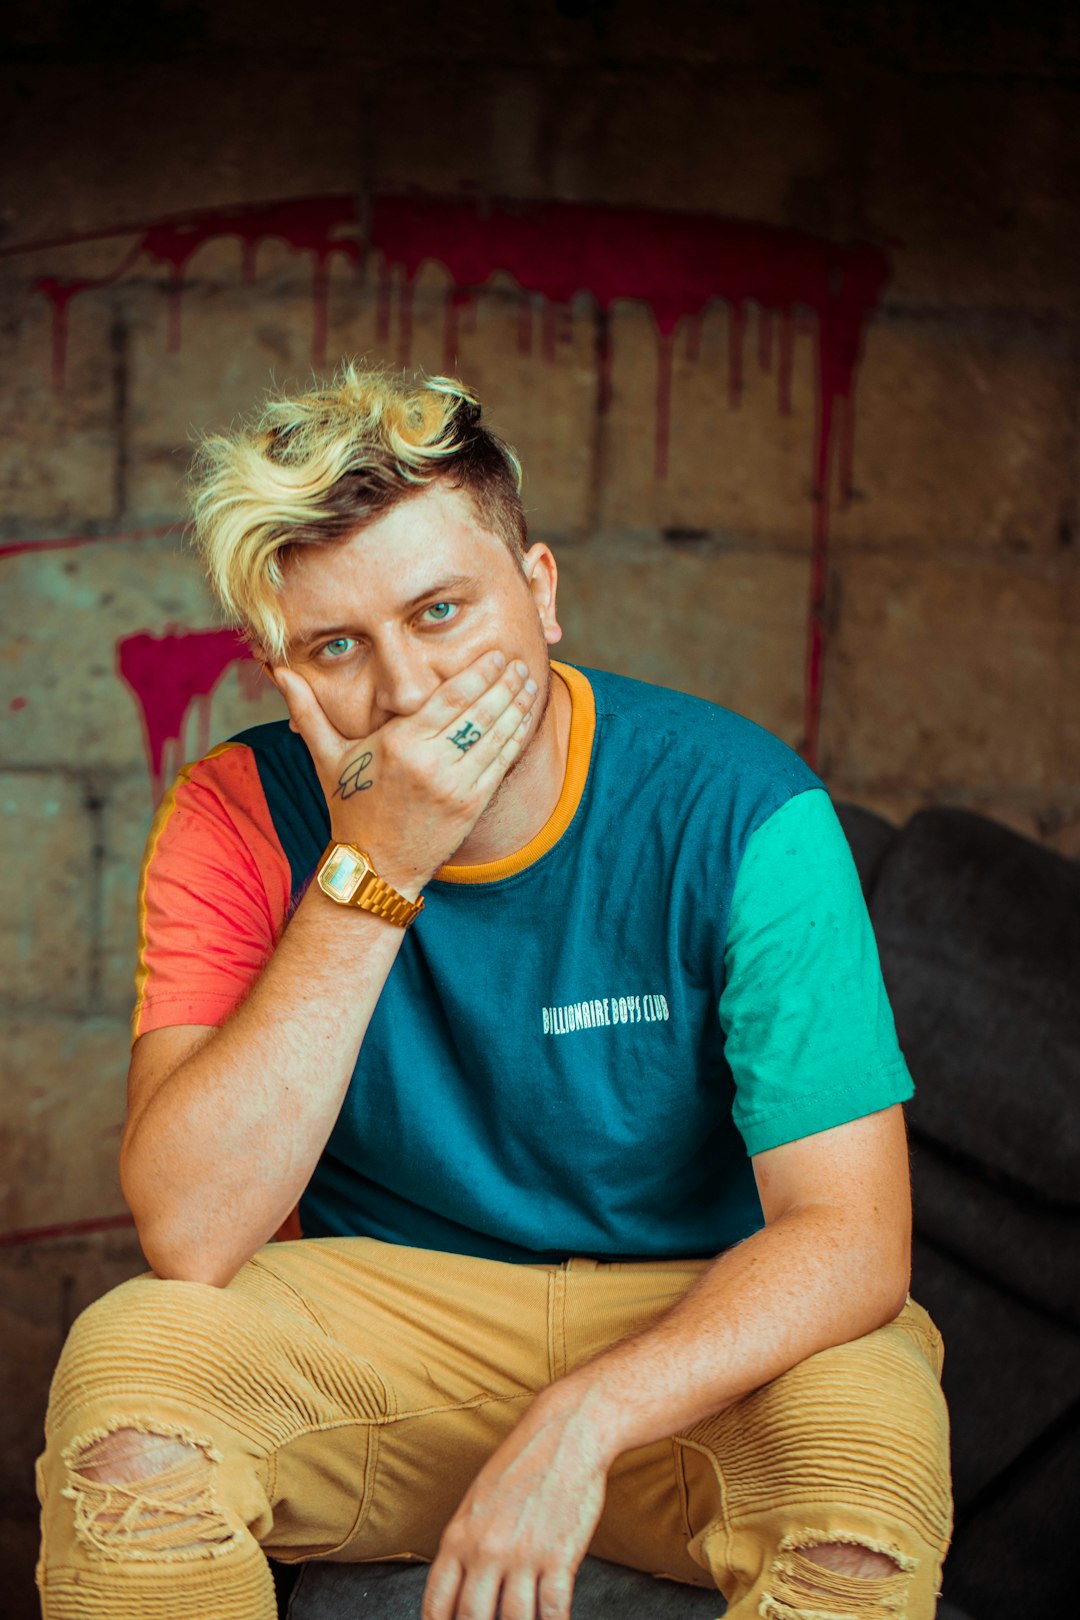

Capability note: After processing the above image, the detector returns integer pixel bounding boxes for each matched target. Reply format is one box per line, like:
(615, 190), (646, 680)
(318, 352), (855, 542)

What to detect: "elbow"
(137, 1221), (246, 1289)
(876, 1251), (912, 1328)
(881, 1283), (911, 1328)
(121, 1145), (242, 1287)
(140, 1231), (241, 1283)
(124, 1172), (248, 1289)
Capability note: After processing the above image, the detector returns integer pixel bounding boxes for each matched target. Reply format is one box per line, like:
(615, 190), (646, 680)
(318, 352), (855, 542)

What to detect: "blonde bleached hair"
(189, 358), (528, 662)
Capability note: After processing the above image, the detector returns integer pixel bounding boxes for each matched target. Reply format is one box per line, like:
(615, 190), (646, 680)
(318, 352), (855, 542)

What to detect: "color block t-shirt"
(133, 661), (913, 1262)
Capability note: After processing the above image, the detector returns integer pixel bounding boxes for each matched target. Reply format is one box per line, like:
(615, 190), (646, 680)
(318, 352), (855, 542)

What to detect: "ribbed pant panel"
(40, 1543), (275, 1620)
(46, 1263), (389, 1450)
(675, 1302), (953, 1620)
(680, 1305), (952, 1545)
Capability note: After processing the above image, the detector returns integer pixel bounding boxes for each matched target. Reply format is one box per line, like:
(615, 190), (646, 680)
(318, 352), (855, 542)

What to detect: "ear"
(522, 543), (563, 646)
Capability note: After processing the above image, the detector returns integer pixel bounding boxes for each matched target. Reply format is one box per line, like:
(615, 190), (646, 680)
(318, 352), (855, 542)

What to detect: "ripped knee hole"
(61, 1420), (246, 1563)
(761, 1529), (916, 1618)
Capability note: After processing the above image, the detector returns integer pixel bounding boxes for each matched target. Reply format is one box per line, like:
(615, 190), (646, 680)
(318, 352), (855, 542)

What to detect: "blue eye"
(322, 637), (355, 658)
(424, 602), (457, 622)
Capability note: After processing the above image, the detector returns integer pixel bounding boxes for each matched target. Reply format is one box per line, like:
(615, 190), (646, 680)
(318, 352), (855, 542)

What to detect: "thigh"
(250, 1237), (555, 1563)
(43, 1236), (555, 1566)
(42, 1250), (399, 1567)
(253, 1235), (553, 1412)
(559, 1258), (720, 1588)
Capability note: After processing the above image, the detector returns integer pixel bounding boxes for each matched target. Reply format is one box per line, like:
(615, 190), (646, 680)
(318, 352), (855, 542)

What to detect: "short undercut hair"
(189, 359), (528, 661)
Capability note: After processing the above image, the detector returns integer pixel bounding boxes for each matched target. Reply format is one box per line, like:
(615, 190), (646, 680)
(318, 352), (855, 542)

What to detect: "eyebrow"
(287, 574), (481, 651)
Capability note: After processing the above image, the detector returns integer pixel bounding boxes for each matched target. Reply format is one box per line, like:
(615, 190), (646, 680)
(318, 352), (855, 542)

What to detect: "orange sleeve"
(131, 742), (293, 1044)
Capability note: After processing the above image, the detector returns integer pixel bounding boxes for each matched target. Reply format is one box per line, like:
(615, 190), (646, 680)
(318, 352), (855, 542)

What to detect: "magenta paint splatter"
(116, 627), (254, 801)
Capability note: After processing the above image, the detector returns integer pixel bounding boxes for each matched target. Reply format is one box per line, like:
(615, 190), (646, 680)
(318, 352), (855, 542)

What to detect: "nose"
(372, 636), (440, 719)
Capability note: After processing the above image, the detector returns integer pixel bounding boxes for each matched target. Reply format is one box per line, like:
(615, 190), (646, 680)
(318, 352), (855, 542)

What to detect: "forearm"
(541, 1204), (910, 1464)
(121, 882), (413, 1285)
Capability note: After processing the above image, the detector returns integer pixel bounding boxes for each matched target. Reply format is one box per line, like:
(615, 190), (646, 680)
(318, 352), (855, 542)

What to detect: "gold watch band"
(355, 870), (425, 929)
(316, 842), (424, 929)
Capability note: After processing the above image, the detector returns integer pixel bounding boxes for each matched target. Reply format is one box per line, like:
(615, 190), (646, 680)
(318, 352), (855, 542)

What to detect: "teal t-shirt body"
(230, 662), (913, 1262)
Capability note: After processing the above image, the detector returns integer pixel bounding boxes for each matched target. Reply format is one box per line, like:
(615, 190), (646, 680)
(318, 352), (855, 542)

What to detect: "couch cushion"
(284, 1551), (980, 1618)
(286, 1555), (724, 1617)
(911, 1138), (1080, 1325)
(834, 800), (899, 899)
(868, 807), (1080, 1204)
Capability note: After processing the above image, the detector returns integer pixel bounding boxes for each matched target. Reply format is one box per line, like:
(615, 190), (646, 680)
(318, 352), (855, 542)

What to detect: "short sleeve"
(719, 787), (913, 1157)
(132, 742), (292, 1043)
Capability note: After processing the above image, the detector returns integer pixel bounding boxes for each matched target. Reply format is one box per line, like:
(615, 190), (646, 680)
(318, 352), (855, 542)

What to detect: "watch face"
(318, 844), (371, 903)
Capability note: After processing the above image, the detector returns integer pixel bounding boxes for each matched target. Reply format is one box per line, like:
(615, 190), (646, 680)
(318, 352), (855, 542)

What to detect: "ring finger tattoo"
(449, 721), (482, 753)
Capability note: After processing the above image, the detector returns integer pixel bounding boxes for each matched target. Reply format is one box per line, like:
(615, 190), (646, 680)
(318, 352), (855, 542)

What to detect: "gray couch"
(278, 803), (1080, 1618)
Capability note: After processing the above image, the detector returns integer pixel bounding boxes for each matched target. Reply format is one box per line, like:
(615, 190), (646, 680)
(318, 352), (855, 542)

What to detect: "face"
(274, 480), (563, 744)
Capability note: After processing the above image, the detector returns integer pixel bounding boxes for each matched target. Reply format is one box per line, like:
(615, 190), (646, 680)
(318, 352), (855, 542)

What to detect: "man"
(37, 361), (952, 1620)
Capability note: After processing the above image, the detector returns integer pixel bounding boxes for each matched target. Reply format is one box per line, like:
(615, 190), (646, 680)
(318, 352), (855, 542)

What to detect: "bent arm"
(539, 1103), (912, 1459)
(122, 648), (537, 1288)
(121, 881), (411, 1287)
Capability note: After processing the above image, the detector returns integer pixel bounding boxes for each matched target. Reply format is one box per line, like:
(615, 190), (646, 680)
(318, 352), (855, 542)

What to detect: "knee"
(798, 1539), (901, 1578)
(761, 1531), (918, 1618)
(60, 1422), (247, 1562)
(48, 1273), (257, 1432)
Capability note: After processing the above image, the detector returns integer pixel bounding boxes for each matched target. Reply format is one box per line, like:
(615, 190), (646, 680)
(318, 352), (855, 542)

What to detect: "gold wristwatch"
(316, 842), (424, 929)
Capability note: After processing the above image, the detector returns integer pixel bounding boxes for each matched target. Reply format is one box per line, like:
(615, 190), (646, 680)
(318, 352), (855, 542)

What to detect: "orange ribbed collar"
(434, 660), (595, 886)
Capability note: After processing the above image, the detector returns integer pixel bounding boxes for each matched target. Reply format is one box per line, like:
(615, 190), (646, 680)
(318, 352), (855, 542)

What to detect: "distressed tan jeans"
(36, 1237), (953, 1619)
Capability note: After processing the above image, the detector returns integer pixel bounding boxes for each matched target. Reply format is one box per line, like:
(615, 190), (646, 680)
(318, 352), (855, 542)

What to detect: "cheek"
(306, 668), (373, 734)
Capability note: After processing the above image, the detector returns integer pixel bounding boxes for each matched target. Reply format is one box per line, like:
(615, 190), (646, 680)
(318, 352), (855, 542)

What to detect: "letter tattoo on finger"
(449, 722), (482, 753)
(335, 750), (374, 798)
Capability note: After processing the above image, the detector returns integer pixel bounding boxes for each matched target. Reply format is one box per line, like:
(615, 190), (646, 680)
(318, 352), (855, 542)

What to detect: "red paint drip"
(516, 295), (532, 358)
(21, 193), (889, 767)
(311, 255), (331, 368)
(0, 523), (179, 562)
(441, 287), (474, 373)
(21, 196), (886, 527)
(35, 198), (362, 382)
(37, 278), (96, 388)
(397, 275), (415, 371)
(36, 241), (141, 386)
(444, 292), (459, 371)
(541, 298), (558, 364)
(727, 300), (747, 410)
(0, 1211), (136, 1248)
(777, 310), (795, 417)
(654, 330), (675, 481)
(376, 261), (393, 343)
(116, 627), (253, 800)
(758, 306), (774, 373)
(138, 199), (360, 363)
(836, 391), (857, 507)
(594, 312), (613, 416)
(367, 194), (886, 517)
(166, 279), (185, 351)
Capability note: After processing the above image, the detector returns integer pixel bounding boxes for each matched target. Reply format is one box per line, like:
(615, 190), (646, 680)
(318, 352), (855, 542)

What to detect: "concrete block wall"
(2, 3), (1078, 1612)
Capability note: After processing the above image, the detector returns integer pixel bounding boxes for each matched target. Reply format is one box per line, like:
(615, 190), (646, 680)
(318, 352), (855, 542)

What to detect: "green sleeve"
(719, 787), (913, 1157)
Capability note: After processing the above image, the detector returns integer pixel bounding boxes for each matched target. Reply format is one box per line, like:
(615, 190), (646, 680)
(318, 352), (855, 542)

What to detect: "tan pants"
(37, 1237), (953, 1619)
